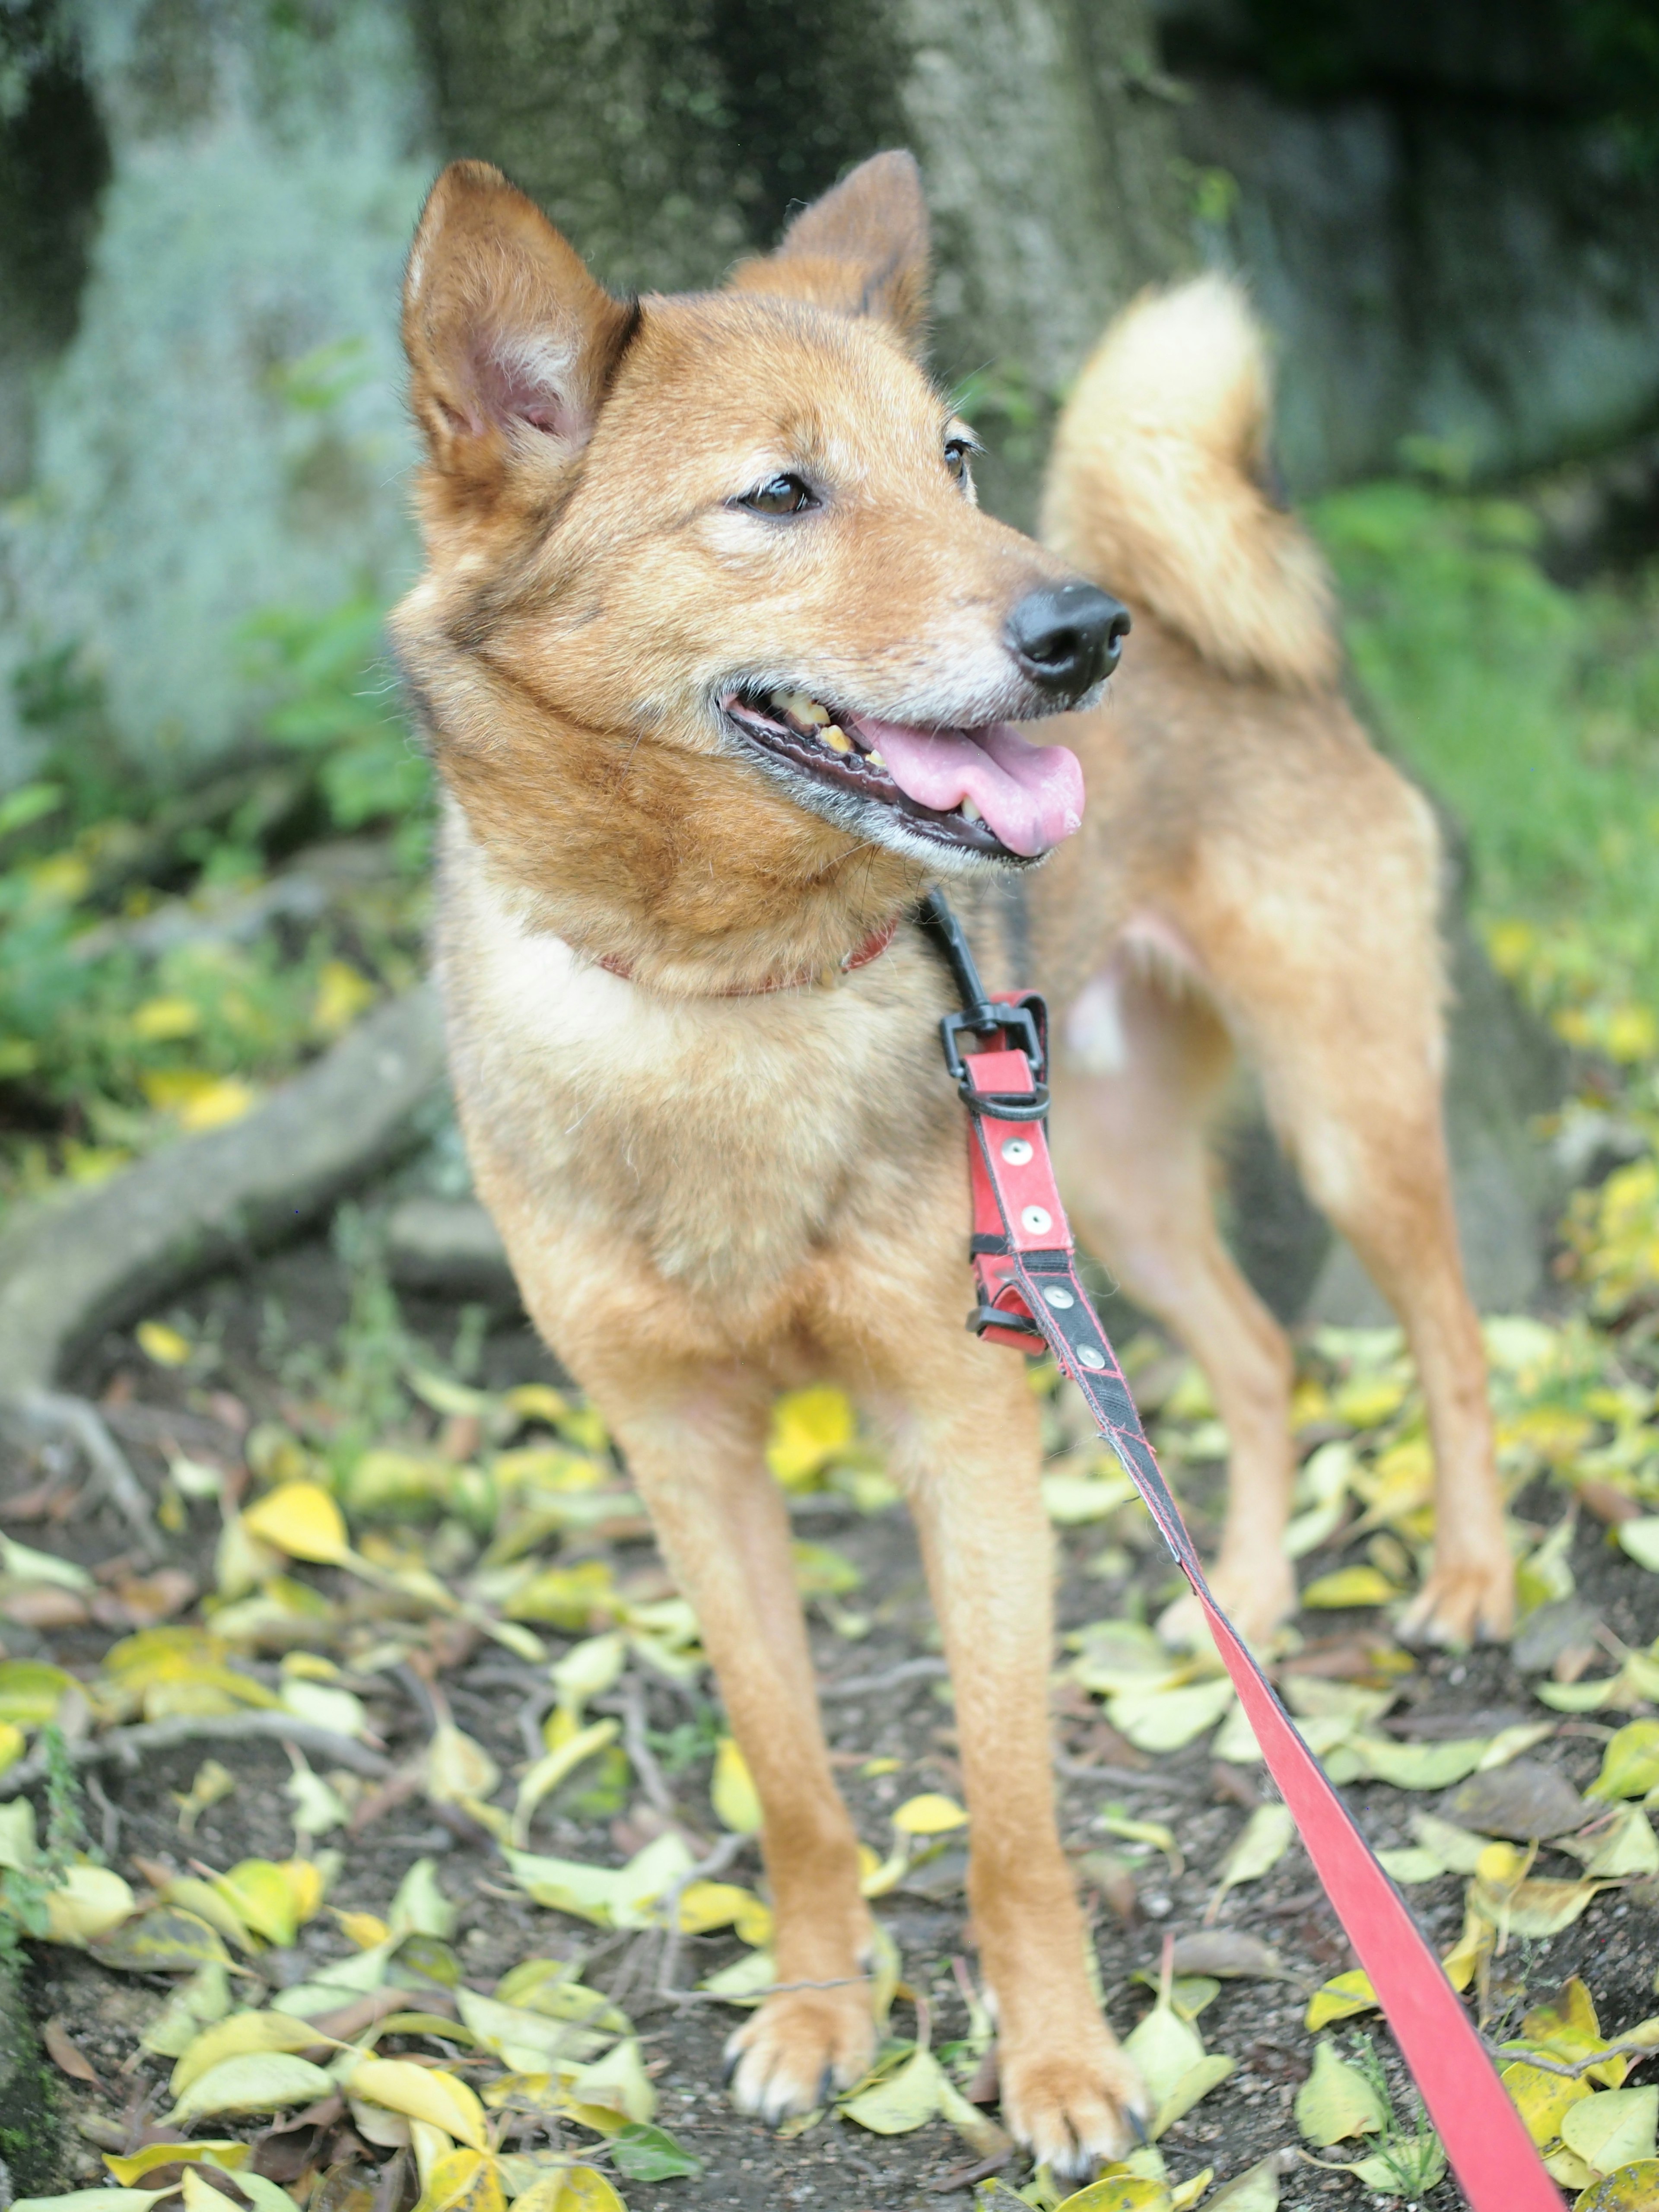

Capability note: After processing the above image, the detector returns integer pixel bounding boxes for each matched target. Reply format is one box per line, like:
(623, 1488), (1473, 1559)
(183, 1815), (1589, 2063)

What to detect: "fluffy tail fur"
(1041, 275), (1338, 692)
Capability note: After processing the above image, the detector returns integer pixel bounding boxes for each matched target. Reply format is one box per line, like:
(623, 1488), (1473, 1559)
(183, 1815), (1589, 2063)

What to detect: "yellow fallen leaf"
(132, 997), (201, 1041)
(44, 1866), (137, 1945)
(1305, 1969), (1377, 2031)
(213, 1860), (300, 1947)
(336, 1910), (390, 1949)
(413, 2147), (505, 2212)
(0, 1723), (26, 1777)
(518, 2174), (624, 2212)
(242, 1483), (350, 1565)
(105, 2144), (247, 2187)
(765, 1385), (856, 1488)
(891, 1793), (967, 1837)
(1300, 1564), (1402, 1609)
(178, 1079), (258, 1132)
(172, 2009), (327, 2096)
(349, 2058), (488, 2150)
(1503, 2059), (1593, 2146)
(312, 959), (377, 1039)
(711, 1736), (762, 1834)
(137, 1320), (193, 1368)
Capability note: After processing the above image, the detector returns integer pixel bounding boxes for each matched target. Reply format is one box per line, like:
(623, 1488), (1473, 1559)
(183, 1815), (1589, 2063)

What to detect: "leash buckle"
(939, 995), (1050, 1120)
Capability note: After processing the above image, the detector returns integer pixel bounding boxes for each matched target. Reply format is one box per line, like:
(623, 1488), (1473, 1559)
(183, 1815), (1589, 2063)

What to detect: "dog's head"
(394, 152), (1126, 881)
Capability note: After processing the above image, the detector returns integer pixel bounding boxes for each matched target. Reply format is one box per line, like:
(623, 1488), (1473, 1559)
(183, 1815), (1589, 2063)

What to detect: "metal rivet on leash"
(1001, 1137), (1033, 1165)
(1077, 1344), (1106, 1370)
(1020, 1204), (1052, 1235)
(1042, 1285), (1074, 1309)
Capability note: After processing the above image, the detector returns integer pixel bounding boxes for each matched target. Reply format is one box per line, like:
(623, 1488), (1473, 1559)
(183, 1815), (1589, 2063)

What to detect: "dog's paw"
(724, 1984), (876, 2125)
(998, 2022), (1150, 2182)
(1398, 1552), (1515, 1646)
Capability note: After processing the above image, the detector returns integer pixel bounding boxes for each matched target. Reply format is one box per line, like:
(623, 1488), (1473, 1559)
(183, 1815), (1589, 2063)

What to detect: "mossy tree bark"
(415, 0), (1193, 522)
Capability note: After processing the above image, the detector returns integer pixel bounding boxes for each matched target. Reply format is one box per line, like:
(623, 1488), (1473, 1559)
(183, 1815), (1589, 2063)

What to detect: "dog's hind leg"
(1170, 773), (1513, 1646)
(582, 1362), (878, 2118)
(1241, 966), (1512, 1646)
(1049, 953), (1299, 1644)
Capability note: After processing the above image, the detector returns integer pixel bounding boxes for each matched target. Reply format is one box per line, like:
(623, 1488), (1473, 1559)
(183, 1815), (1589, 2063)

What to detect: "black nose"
(1005, 582), (1131, 698)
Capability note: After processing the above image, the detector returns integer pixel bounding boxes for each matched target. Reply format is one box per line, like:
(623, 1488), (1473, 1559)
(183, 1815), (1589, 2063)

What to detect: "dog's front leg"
(897, 1350), (1150, 2176)
(593, 1367), (877, 2120)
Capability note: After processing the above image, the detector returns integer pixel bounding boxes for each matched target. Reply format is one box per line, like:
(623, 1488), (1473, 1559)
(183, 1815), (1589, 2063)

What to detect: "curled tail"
(1041, 274), (1339, 692)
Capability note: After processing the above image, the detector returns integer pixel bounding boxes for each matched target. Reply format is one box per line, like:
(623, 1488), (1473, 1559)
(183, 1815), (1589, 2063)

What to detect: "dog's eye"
(741, 474), (816, 516)
(944, 437), (977, 490)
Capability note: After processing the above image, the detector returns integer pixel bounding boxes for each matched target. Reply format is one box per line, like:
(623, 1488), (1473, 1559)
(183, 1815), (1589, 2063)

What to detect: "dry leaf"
(347, 2059), (488, 2151)
(1206, 1802), (1294, 1920)
(171, 2009), (329, 2097)
(169, 2051), (336, 2125)
(44, 2018), (102, 2087)
(1294, 2040), (1386, 2146)
(1561, 2088), (1659, 2176)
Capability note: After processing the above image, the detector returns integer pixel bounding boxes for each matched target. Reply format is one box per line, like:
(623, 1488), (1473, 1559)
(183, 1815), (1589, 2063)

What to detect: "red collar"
(594, 914), (901, 997)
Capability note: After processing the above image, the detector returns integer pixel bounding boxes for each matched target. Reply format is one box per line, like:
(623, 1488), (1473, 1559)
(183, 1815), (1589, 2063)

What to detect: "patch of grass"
(1311, 478), (1659, 1062)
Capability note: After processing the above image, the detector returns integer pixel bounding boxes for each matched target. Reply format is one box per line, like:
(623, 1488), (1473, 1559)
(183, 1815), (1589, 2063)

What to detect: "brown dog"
(391, 149), (1513, 2174)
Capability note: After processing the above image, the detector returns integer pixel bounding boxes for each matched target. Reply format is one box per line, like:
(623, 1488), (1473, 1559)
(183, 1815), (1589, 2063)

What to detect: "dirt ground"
(4, 1232), (1656, 2212)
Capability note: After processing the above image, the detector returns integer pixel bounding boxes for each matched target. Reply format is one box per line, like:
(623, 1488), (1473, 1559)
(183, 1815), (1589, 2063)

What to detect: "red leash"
(917, 890), (1557, 2212)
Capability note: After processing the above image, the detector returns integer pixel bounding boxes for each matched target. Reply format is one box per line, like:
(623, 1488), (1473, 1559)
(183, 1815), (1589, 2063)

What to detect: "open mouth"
(719, 686), (1084, 861)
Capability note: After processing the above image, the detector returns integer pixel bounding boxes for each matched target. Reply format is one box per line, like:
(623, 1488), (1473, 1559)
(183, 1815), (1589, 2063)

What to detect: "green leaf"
(1562, 2088), (1659, 2176)
(1209, 1803), (1294, 1912)
(1344, 2134), (1448, 2195)
(840, 2046), (945, 2135)
(1342, 1735), (1492, 1789)
(609, 2122), (702, 2181)
(1151, 2053), (1234, 2139)
(1108, 1677), (1237, 1753)
(1615, 1519), (1659, 1573)
(1294, 2040), (1387, 2146)
(169, 2051), (335, 2125)
(1122, 2000), (1206, 2110)
(1204, 2160), (1281, 2211)
(1588, 1721), (1659, 1802)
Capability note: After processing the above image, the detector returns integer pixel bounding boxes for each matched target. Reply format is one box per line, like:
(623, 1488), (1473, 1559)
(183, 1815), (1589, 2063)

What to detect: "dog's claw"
(724, 1986), (875, 2127)
(1398, 1553), (1515, 1648)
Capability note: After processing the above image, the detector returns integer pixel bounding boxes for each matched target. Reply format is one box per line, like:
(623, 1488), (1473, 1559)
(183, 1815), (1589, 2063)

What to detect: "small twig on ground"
(818, 1656), (950, 1701)
(0, 1712), (391, 1796)
(606, 1673), (678, 1821)
(653, 1827), (752, 2008)
(1482, 2032), (1659, 2082)
(84, 1767), (122, 1857)
(7, 1391), (164, 1558)
(515, 1682), (558, 1763)
(1053, 1756), (1163, 1789)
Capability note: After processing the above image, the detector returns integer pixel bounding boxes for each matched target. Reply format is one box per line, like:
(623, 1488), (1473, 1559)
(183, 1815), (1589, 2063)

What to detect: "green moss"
(0, 1942), (56, 2196)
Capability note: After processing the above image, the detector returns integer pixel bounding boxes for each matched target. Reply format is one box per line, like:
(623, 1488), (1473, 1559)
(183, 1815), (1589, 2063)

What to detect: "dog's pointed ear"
(727, 150), (930, 356)
(403, 162), (638, 491)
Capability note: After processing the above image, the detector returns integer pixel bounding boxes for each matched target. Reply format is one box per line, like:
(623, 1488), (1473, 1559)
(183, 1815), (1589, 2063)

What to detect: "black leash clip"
(919, 890), (1051, 1121)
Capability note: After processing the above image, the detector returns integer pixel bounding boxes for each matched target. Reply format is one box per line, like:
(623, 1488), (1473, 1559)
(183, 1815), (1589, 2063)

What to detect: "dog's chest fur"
(435, 804), (961, 1315)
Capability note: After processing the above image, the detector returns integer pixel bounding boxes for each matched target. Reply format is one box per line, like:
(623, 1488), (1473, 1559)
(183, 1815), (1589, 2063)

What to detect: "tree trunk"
(415, 0), (1193, 522)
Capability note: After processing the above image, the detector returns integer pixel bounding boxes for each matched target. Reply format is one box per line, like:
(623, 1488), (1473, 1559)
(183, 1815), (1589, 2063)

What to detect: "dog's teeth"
(960, 798), (982, 823)
(774, 689), (829, 726)
(820, 724), (852, 755)
(866, 750), (885, 769)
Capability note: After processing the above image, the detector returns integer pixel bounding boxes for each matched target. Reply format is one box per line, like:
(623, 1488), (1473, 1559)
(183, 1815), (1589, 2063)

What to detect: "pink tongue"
(845, 717), (1085, 858)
